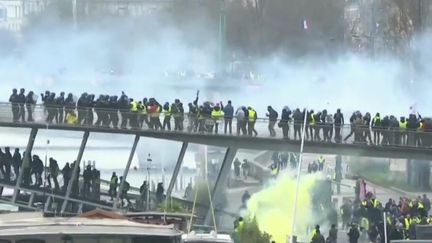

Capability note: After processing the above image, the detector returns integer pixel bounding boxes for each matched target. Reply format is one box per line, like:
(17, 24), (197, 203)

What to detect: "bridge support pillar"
(205, 146), (237, 226)
(12, 128), (38, 203)
(61, 131), (90, 215)
(166, 142), (188, 200)
(114, 135), (140, 210)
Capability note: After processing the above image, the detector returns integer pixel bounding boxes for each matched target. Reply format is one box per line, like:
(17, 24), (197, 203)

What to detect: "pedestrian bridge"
(0, 102), (431, 220)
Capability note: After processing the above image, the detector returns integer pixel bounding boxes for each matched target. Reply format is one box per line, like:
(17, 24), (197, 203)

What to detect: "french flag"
(303, 19), (309, 30)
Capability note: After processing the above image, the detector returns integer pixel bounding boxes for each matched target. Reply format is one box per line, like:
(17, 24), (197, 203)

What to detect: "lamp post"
(146, 153), (152, 210)
(290, 109), (308, 242)
(218, 0), (226, 72)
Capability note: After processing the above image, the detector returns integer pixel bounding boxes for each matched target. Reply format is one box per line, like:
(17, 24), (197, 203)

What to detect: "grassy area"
(349, 158), (420, 193)
(358, 170), (419, 193)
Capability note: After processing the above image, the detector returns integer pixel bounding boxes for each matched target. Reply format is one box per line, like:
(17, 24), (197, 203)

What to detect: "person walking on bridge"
(266, 106), (278, 137)
(61, 163), (71, 193)
(12, 148), (21, 181)
(48, 158), (60, 191)
(247, 106), (258, 137)
(333, 109), (344, 143)
(17, 88), (26, 123)
(9, 89), (19, 122)
(211, 103), (224, 134)
(25, 91), (36, 122)
(223, 100), (234, 135)
(109, 172), (118, 201)
(280, 107), (291, 139)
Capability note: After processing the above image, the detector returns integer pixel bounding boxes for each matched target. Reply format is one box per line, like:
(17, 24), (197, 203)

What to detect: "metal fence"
(0, 102), (431, 150)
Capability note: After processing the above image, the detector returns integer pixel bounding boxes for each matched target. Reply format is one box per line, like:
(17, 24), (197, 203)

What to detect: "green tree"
(234, 218), (272, 243)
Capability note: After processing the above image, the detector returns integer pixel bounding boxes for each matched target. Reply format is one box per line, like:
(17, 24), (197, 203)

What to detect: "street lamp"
(218, 0), (226, 71)
(146, 153), (152, 210)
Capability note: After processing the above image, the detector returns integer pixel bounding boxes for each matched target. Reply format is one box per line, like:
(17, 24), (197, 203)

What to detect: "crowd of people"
(7, 89), (432, 146)
(0, 146), (102, 200)
(339, 191), (432, 242)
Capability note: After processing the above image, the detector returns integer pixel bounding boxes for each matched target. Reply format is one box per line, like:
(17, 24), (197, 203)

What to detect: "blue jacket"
(223, 104), (234, 119)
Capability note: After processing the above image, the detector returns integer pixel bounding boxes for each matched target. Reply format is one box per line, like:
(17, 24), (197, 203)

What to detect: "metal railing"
(0, 102), (431, 150)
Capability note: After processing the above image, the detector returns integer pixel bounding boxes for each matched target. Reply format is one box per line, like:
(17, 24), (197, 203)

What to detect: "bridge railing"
(0, 102), (431, 150)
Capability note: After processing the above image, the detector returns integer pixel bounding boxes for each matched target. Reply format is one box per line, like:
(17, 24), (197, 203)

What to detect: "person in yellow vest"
(247, 106), (258, 137)
(399, 116), (407, 145)
(270, 163), (279, 177)
(308, 110), (315, 141)
(137, 101), (147, 128)
(211, 103), (224, 134)
(404, 214), (412, 232)
(65, 111), (78, 125)
(162, 102), (172, 131)
(318, 155), (325, 171)
(129, 99), (139, 128)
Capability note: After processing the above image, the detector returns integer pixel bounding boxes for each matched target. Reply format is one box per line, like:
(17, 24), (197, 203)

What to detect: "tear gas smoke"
(245, 172), (321, 242)
(0, 13), (432, 118)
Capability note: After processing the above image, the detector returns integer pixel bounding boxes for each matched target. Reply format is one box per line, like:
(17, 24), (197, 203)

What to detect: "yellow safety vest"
(248, 109), (256, 122)
(399, 121), (407, 129)
(66, 113), (78, 124)
(164, 106), (172, 116)
(404, 218), (412, 230)
(310, 113), (316, 125)
(130, 101), (138, 112)
(271, 167), (279, 176)
(373, 199), (380, 208)
(238, 221), (244, 232)
(361, 217), (369, 230)
(419, 202), (424, 209)
(373, 116), (381, 124)
(211, 109), (223, 119)
(139, 104), (147, 114)
(318, 156), (325, 165)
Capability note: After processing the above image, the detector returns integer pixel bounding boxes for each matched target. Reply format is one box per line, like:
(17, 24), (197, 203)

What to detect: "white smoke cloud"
(0, 13), (431, 119)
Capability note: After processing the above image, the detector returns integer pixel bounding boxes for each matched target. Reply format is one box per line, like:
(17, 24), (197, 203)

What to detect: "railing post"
(166, 142), (188, 200)
(12, 128), (38, 203)
(114, 135), (140, 209)
(60, 131), (89, 214)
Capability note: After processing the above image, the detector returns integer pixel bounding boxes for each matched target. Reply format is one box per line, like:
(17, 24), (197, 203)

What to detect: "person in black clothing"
(62, 163), (71, 192)
(292, 108), (302, 140)
(94, 95), (105, 126)
(48, 158), (60, 191)
(44, 92), (57, 123)
(348, 224), (360, 243)
(314, 111), (322, 141)
(118, 93), (129, 129)
(17, 88), (26, 122)
(56, 92), (65, 123)
(9, 89), (19, 122)
(77, 93), (88, 125)
(280, 107), (291, 139)
(25, 91), (36, 122)
(333, 109), (344, 143)
(12, 148), (21, 180)
(139, 180), (148, 209)
(119, 176), (131, 207)
(156, 182), (165, 204)
(64, 93), (75, 122)
(162, 102), (171, 130)
(363, 112), (373, 144)
(266, 106), (278, 137)
(83, 165), (92, 197)
(2, 147), (12, 182)
(31, 155), (43, 187)
(406, 114), (419, 146)
(109, 96), (119, 128)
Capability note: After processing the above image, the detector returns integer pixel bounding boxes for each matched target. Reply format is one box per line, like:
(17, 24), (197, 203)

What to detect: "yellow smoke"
(246, 172), (321, 243)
